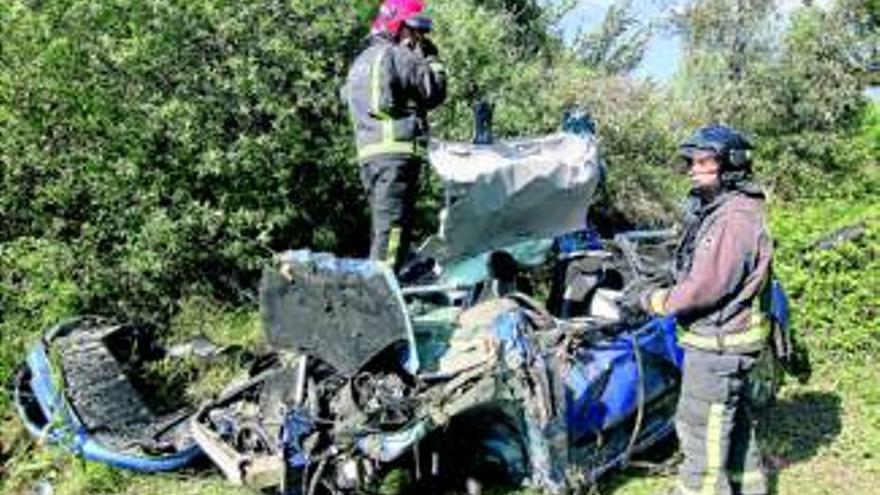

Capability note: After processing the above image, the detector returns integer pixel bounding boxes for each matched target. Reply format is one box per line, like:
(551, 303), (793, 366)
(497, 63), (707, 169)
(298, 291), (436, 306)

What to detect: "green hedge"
(0, 0), (380, 321)
(771, 199), (880, 364)
(0, 0), (378, 418)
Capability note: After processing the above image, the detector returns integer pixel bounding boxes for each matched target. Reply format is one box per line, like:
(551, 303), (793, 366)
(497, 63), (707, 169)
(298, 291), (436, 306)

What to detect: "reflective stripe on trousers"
(675, 349), (768, 495)
(385, 227), (402, 267)
(360, 157), (422, 273)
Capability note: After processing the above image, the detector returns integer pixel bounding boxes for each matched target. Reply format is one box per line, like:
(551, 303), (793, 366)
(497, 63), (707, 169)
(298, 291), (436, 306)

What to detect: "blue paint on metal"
(492, 311), (530, 359)
(565, 317), (682, 444)
(770, 279), (790, 331)
(16, 341), (202, 472)
(284, 409), (315, 468)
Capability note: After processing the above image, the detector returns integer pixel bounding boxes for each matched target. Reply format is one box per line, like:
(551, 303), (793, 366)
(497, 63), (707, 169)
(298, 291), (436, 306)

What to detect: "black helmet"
(679, 124), (753, 171)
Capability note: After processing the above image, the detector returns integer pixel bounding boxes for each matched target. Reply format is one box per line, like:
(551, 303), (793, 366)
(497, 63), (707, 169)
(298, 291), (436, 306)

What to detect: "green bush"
(0, 0), (378, 323)
(430, 0), (587, 139)
(771, 199), (880, 365)
(669, 1), (876, 201)
(0, 238), (83, 413)
(568, 77), (688, 226)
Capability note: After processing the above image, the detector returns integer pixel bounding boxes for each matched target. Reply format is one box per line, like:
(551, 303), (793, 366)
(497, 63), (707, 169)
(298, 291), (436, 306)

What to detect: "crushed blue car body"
(566, 316), (682, 442)
(12, 318), (202, 473)
(11, 246), (788, 494)
(242, 248), (691, 493)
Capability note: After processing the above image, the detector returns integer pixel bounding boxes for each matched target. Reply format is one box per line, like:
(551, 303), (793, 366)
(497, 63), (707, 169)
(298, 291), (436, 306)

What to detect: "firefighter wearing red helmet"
(344, 0), (446, 272)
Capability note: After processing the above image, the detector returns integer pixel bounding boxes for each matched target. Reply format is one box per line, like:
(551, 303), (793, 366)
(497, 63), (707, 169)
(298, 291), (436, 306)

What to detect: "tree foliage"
(669, 0), (877, 198)
(836, 0), (880, 84)
(0, 1), (385, 322)
(672, 0), (779, 123)
(574, 1), (651, 75)
(430, 0), (587, 139)
(563, 76), (686, 225)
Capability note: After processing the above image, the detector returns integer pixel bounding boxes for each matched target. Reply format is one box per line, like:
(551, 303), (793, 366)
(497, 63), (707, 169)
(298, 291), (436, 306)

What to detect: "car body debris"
(12, 128), (789, 494)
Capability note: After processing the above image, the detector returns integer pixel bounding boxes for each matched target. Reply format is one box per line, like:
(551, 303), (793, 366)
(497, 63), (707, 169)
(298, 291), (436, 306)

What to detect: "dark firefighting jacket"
(664, 185), (774, 353)
(344, 35), (446, 163)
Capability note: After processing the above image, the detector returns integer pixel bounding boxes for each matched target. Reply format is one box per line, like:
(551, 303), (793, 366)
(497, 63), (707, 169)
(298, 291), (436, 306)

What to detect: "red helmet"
(371, 0), (432, 36)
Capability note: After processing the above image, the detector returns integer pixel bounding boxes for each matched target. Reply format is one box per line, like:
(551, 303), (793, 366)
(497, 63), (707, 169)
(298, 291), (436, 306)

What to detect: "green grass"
(1, 197), (878, 495)
(603, 358), (880, 495)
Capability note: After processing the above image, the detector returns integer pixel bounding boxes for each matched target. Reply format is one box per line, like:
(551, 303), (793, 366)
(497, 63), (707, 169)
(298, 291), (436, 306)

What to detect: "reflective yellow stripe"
(357, 141), (418, 161)
(371, 48), (387, 118)
(677, 286), (772, 352)
(386, 227), (402, 265)
(678, 320), (770, 351)
(650, 289), (668, 315)
(701, 403), (725, 495)
(383, 118), (394, 146)
(729, 469), (765, 487)
(360, 46), (419, 162)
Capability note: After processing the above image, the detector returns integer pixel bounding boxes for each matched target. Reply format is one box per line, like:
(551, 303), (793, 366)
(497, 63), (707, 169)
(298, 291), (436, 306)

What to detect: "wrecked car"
(12, 127), (789, 494)
(190, 129), (691, 494)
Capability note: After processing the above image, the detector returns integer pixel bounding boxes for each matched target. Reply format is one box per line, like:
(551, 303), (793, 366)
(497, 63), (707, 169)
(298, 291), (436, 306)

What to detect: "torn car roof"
(427, 132), (604, 262)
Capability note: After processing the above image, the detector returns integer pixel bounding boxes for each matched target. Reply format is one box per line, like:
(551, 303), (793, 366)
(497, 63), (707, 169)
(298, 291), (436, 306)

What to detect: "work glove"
(639, 288), (669, 316)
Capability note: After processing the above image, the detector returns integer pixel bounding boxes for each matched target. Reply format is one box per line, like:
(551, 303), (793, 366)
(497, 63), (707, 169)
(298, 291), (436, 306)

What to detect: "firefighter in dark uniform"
(345, 0), (446, 272)
(642, 125), (773, 495)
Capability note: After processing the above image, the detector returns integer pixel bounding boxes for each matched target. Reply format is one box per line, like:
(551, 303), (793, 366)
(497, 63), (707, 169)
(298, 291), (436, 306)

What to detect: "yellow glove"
(640, 288), (669, 316)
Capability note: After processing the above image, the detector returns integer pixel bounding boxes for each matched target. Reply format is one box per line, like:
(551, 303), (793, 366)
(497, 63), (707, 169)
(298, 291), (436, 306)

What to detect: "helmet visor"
(677, 146), (718, 172)
(404, 15), (433, 31)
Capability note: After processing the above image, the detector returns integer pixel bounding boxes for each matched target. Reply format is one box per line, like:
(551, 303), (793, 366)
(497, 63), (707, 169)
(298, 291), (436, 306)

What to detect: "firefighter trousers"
(675, 348), (768, 495)
(359, 156), (422, 273)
